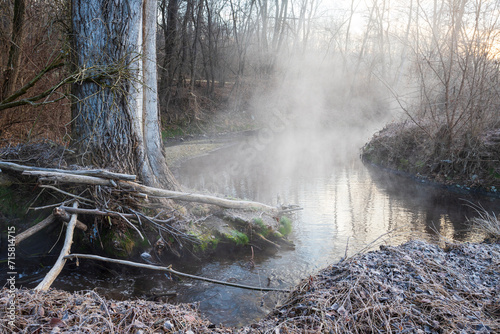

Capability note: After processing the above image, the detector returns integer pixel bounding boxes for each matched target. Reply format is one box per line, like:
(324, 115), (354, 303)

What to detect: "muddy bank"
(3, 239), (499, 333)
(361, 122), (500, 198)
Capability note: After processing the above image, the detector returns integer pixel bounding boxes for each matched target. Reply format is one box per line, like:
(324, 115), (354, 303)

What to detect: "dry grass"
(0, 288), (231, 333)
(468, 202), (500, 239)
(362, 122), (500, 191)
(244, 240), (500, 333)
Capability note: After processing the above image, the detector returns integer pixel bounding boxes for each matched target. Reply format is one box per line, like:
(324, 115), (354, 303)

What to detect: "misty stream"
(12, 130), (499, 327)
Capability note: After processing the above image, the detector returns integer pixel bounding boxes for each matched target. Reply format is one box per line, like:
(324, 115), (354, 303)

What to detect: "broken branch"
(35, 201), (79, 291)
(53, 207), (88, 231)
(15, 214), (56, 245)
(0, 160), (135, 180)
(64, 253), (290, 293)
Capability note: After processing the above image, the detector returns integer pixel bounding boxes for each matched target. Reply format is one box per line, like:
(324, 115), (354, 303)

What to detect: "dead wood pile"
(0, 288), (232, 333)
(246, 240), (500, 333)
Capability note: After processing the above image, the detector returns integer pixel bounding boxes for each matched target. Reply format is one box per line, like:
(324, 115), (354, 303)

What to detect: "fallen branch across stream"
(64, 253), (291, 293)
(0, 160), (136, 180)
(0, 160), (279, 212)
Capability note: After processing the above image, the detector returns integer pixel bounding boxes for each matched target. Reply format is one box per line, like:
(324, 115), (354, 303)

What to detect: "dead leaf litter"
(2, 240), (499, 333)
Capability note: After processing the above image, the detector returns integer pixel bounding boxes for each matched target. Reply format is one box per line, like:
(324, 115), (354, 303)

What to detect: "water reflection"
(166, 131), (497, 325)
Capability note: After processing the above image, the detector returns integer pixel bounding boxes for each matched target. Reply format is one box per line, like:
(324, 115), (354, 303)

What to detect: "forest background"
(1, 0), (500, 189)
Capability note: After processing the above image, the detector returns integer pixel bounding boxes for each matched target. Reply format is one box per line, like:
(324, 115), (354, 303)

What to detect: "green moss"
(162, 126), (184, 139)
(224, 229), (249, 246)
(101, 229), (143, 258)
(0, 186), (28, 217)
(273, 231), (284, 239)
(191, 233), (220, 252)
(253, 217), (270, 237)
(414, 160), (425, 172)
(399, 158), (409, 169)
(279, 216), (292, 236)
(489, 168), (500, 179)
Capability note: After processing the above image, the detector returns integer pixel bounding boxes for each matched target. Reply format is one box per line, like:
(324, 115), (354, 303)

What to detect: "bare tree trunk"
(71, 0), (179, 190)
(394, 0), (412, 86)
(204, 0), (216, 95)
(158, 0), (179, 115)
(257, 0), (269, 53)
(190, 0), (204, 92)
(2, 0), (25, 100)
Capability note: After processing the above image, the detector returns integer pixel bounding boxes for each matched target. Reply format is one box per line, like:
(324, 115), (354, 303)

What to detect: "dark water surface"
(5, 131), (499, 327)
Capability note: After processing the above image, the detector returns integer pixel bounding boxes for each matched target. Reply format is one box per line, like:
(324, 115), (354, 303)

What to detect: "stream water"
(5, 131), (499, 327)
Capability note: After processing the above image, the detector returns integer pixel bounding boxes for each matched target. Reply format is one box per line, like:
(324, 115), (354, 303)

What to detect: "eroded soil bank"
(3, 239), (499, 333)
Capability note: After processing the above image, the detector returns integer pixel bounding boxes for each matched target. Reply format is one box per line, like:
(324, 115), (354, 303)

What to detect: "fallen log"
(0, 160), (136, 180)
(119, 181), (277, 212)
(23, 170), (116, 186)
(23, 170), (277, 212)
(4, 160), (281, 212)
(35, 201), (79, 291)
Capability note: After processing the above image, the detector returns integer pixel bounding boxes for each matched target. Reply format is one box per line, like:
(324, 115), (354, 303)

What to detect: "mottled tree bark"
(71, 0), (179, 190)
(2, 0), (25, 100)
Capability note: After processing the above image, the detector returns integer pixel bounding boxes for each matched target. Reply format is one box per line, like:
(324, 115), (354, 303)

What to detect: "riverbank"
(361, 122), (500, 197)
(3, 238), (499, 333)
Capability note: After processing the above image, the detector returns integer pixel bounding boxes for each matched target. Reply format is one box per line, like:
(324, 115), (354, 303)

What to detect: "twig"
(58, 206), (136, 219)
(29, 200), (71, 211)
(278, 207), (304, 214)
(86, 290), (114, 333)
(256, 233), (281, 249)
(114, 211), (144, 240)
(40, 185), (94, 204)
(64, 253), (291, 293)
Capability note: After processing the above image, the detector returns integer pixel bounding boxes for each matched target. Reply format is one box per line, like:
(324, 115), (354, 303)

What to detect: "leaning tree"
(71, 0), (179, 190)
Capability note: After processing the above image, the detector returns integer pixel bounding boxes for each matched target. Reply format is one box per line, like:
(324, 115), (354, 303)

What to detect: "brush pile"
(3, 240), (499, 333)
(0, 288), (233, 333)
(249, 240), (500, 333)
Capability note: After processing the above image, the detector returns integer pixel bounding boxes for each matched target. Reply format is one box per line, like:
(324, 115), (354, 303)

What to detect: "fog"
(201, 0), (500, 189)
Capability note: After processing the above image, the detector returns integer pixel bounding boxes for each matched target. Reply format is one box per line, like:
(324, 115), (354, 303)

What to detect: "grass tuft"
(466, 201), (500, 239)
